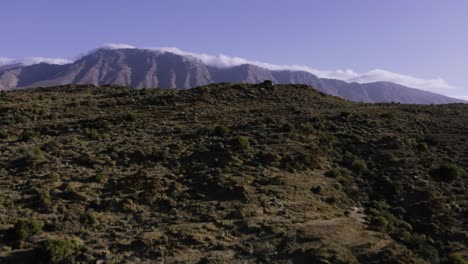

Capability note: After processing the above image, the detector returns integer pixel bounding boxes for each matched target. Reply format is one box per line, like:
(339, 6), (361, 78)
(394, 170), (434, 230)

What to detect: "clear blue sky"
(1, 0), (467, 97)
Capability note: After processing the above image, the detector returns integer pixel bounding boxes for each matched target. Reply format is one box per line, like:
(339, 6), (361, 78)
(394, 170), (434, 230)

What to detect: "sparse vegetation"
(0, 83), (466, 263)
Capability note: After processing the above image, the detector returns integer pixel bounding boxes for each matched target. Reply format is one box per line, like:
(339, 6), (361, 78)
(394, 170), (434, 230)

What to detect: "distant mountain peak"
(0, 48), (465, 104)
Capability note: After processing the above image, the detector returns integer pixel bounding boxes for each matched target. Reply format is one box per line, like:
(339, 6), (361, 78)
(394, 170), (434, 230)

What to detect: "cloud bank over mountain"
(0, 43), (459, 95)
(0, 57), (72, 66)
(133, 45), (455, 95)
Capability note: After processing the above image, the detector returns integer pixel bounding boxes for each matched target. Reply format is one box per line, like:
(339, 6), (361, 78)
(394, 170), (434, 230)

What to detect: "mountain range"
(0, 48), (464, 104)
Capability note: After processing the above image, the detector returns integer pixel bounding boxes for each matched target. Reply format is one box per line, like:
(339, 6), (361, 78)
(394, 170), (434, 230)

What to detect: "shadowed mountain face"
(0, 48), (464, 104)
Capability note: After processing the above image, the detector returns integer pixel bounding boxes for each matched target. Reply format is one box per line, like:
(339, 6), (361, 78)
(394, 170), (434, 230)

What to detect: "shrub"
(94, 173), (107, 183)
(417, 142), (429, 152)
(324, 196), (336, 204)
(82, 210), (100, 227)
(310, 185), (322, 194)
(433, 163), (461, 182)
(196, 127), (211, 136)
(370, 216), (389, 232)
(236, 136), (251, 150)
(13, 219), (42, 241)
(390, 228), (411, 242)
(0, 130), (8, 139)
(380, 112), (395, 119)
(407, 233), (440, 263)
(38, 189), (52, 205)
(24, 147), (45, 166)
(213, 125), (229, 137)
(21, 130), (40, 141)
(325, 168), (341, 178)
(416, 244), (440, 264)
(281, 123), (294, 133)
(351, 159), (368, 174)
(40, 237), (83, 264)
(124, 112), (138, 121)
(318, 133), (336, 149)
(262, 80), (273, 87)
(150, 147), (170, 161)
(340, 111), (352, 120)
(84, 128), (100, 140)
(447, 253), (467, 264)
(256, 151), (281, 166)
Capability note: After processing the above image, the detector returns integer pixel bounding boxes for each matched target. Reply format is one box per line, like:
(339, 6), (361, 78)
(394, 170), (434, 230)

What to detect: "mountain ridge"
(0, 48), (465, 104)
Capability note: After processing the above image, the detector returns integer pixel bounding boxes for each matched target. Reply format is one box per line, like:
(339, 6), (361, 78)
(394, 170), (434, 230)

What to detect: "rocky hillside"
(0, 82), (466, 263)
(0, 48), (465, 104)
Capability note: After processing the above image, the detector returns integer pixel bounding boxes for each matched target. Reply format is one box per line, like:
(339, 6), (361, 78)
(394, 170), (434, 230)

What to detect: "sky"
(1, 0), (467, 98)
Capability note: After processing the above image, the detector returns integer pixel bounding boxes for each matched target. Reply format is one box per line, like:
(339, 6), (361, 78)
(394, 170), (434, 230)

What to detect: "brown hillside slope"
(0, 82), (466, 263)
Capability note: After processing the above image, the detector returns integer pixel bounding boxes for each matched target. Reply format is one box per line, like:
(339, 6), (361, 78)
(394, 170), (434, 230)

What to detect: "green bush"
(38, 189), (52, 205)
(340, 111), (352, 120)
(150, 147), (170, 161)
(196, 127), (211, 136)
(380, 112), (395, 119)
(24, 147), (45, 166)
(40, 237), (83, 264)
(311, 185), (322, 194)
(262, 80), (273, 87)
(325, 168), (341, 178)
(124, 112), (138, 121)
(213, 125), (229, 137)
(370, 215), (389, 232)
(433, 163), (461, 182)
(236, 136), (251, 150)
(84, 128), (101, 140)
(447, 253), (467, 264)
(0, 130), (8, 139)
(94, 173), (107, 183)
(408, 233), (440, 263)
(21, 130), (40, 141)
(351, 159), (368, 174)
(390, 228), (411, 242)
(417, 142), (429, 152)
(13, 219), (42, 241)
(256, 151), (281, 166)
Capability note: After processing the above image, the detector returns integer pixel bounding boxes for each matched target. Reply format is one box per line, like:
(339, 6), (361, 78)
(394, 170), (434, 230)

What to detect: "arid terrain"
(0, 82), (466, 263)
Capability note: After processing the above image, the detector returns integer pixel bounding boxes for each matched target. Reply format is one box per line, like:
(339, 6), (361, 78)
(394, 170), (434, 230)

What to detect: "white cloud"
(347, 69), (454, 91)
(0, 56), (72, 66)
(100, 43), (137, 50)
(0, 57), (14, 66)
(451, 95), (468, 101)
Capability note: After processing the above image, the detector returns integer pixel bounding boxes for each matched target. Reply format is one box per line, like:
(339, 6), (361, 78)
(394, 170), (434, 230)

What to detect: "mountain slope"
(0, 48), (464, 104)
(0, 83), (466, 263)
